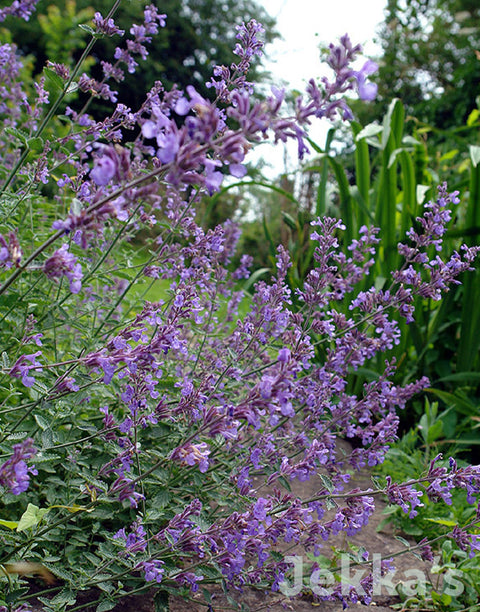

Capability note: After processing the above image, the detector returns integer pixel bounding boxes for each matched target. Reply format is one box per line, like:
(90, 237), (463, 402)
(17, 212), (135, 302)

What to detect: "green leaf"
(469, 145), (480, 168)
(402, 135), (421, 146)
(425, 518), (458, 527)
(315, 128), (335, 216)
(151, 489), (172, 509)
(242, 267), (269, 293)
(394, 535), (411, 548)
(427, 420), (443, 444)
(49, 588), (77, 607)
(352, 120), (370, 227)
(78, 23), (96, 36)
(436, 371), (480, 384)
(17, 503), (49, 532)
(66, 82), (79, 94)
(154, 590), (170, 612)
(431, 590), (452, 605)
(439, 149), (459, 162)
(282, 211), (297, 230)
(0, 519), (18, 530)
(43, 67), (65, 92)
(319, 474), (334, 492)
(427, 388), (478, 417)
(416, 184), (430, 205)
(4, 127), (28, 146)
(467, 108), (480, 126)
(96, 600), (116, 612)
(27, 137), (44, 153)
(354, 123), (383, 143)
(34, 414), (50, 430)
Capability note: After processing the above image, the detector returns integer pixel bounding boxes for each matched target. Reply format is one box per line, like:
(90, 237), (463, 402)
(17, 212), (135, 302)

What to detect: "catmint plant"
(0, 2), (479, 610)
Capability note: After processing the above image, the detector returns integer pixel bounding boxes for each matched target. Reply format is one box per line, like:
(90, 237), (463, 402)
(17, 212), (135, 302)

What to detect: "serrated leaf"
(27, 137), (44, 153)
(41, 428), (54, 448)
(34, 414), (50, 431)
(78, 23), (96, 35)
(319, 474), (335, 492)
(96, 599), (116, 612)
(5, 588), (30, 604)
(153, 590), (170, 612)
(43, 67), (65, 92)
(4, 127), (28, 145)
(66, 82), (79, 94)
(49, 588), (77, 607)
(394, 535), (411, 548)
(35, 453), (61, 463)
(6, 432), (29, 441)
(201, 588), (212, 602)
(152, 489), (172, 509)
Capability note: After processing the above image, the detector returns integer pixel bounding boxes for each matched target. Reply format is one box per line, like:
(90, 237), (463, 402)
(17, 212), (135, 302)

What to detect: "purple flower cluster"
(207, 19), (265, 101)
(0, 0), (39, 23)
(43, 243), (83, 293)
(60, 185), (477, 603)
(1, 7), (480, 609)
(0, 438), (37, 495)
(9, 351), (43, 387)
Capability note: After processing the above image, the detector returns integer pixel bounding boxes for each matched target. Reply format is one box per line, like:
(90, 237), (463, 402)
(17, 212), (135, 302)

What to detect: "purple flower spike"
(0, 0), (40, 22)
(353, 60), (378, 101)
(142, 559), (165, 583)
(0, 438), (37, 495)
(44, 244), (83, 293)
(93, 12), (125, 37)
(91, 155), (117, 186)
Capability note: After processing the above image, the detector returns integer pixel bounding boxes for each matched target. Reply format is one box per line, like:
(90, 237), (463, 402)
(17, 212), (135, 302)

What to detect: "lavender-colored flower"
(172, 442), (211, 473)
(0, 0), (40, 22)
(174, 571), (204, 593)
(78, 74), (118, 103)
(352, 59), (378, 101)
(91, 153), (117, 185)
(47, 61), (70, 80)
(113, 5), (166, 74)
(0, 231), (22, 268)
(93, 12), (125, 37)
(113, 520), (148, 555)
(141, 559), (165, 583)
(0, 438), (37, 495)
(9, 351), (43, 387)
(43, 243), (83, 293)
(207, 19), (265, 101)
(385, 476), (424, 518)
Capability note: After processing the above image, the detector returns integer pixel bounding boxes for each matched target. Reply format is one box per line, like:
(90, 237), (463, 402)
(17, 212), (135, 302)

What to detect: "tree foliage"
(3, 0), (277, 113)
(355, 0), (480, 133)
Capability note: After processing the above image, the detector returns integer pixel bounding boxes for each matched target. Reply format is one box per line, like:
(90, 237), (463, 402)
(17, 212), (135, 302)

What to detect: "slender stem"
(0, 0), (122, 195)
